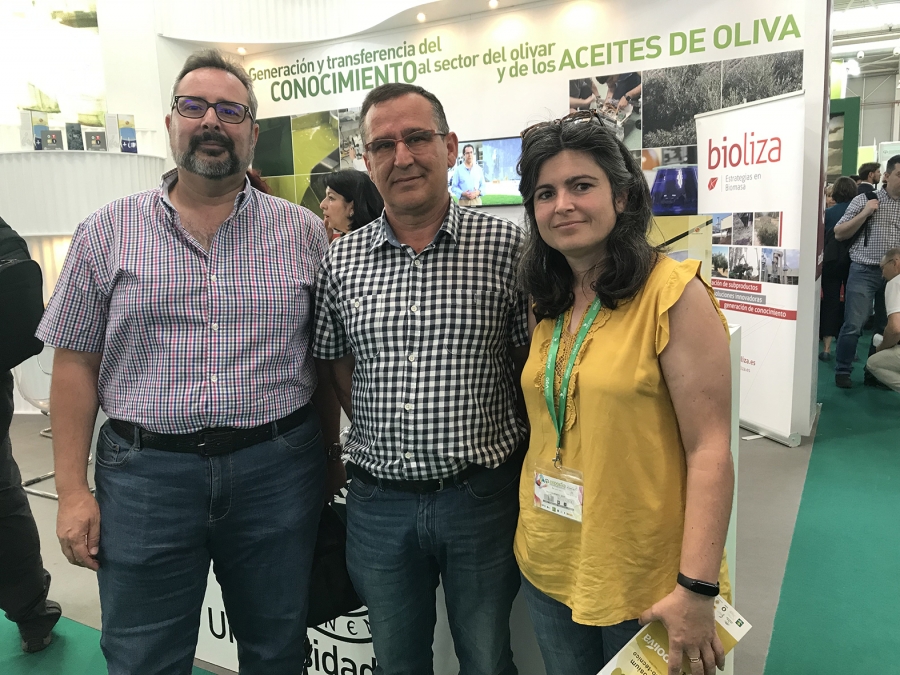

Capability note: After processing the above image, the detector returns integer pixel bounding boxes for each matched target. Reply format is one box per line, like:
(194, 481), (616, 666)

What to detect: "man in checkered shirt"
(833, 153), (900, 388)
(35, 51), (342, 674)
(314, 83), (529, 675)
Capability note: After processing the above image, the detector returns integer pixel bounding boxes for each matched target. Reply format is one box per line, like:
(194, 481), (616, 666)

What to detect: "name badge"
(533, 463), (584, 523)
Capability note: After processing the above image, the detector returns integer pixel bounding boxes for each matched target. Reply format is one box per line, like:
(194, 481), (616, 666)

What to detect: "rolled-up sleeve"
(35, 217), (109, 353)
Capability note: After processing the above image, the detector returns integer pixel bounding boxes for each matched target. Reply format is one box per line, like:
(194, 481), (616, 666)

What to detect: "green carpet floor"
(764, 339), (900, 674)
(0, 615), (214, 674)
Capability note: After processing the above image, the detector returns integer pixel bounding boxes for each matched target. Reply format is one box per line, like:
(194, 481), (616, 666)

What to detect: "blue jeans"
(345, 453), (523, 675)
(835, 262), (886, 375)
(94, 414), (325, 675)
(520, 575), (641, 675)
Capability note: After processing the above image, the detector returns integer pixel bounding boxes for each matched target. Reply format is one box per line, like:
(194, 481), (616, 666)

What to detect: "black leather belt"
(348, 461), (484, 494)
(108, 404), (312, 457)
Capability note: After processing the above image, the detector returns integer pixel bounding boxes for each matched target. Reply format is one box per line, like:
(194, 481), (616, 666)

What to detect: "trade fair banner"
(697, 92), (806, 444)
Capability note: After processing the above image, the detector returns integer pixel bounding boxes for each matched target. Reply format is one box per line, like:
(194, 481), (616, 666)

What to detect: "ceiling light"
(417, 12), (426, 22)
(489, 0), (499, 8)
(857, 50), (865, 60)
(846, 59), (861, 77)
(237, 47), (246, 55)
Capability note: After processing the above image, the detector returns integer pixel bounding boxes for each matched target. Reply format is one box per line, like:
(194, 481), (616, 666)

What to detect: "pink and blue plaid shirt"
(37, 170), (328, 434)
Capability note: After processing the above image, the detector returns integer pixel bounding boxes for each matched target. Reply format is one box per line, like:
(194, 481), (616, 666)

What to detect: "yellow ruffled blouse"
(514, 257), (731, 626)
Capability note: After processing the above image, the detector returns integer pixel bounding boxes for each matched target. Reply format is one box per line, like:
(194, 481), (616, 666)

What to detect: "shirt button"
(354, 300), (361, 308)
(408, 354), (416, 362)
(211, 322), (219, 331)
(414, 259), (422, 267)
(210, 274), (217, 282)
(404, 403), (413, 411)
(210, 374), (218, 383)
(410, 305), (418, 313)
(404, 452), (412, 459)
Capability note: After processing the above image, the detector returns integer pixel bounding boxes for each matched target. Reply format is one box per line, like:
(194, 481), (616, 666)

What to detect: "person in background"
(833, 155), (900, 388)
(450, 143), (486, 206)
(0, 216), (62, 654)
(514, 110), (733, 675)
(319, 169), (384, 240)
(866, 247), (900, 391)
(824, 183), (835, 209)
(36, 50), (342, 675)
(315, 83), (529, 675)
(819, 177), (857, 361)
(857, 162), (881, 196)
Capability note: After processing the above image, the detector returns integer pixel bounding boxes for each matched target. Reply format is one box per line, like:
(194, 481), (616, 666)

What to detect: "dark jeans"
(819, 259), (849, 339)
(95, 413), (325, 675)
(0, 370), (52, 631)
(520, 575), (642, 675)
(345, 452), (523, 675)
(835, 262), (887, 375)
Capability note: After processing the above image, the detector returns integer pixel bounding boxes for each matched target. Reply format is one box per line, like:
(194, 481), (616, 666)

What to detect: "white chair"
(13, 346), (57, 499)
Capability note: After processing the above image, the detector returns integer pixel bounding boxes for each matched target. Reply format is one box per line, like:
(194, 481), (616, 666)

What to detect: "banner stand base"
(738, 421), (801, 448)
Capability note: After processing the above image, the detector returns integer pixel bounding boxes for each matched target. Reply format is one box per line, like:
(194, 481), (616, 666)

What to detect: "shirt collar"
(368, 199), (461, 252)
(159, 168), (253, 215)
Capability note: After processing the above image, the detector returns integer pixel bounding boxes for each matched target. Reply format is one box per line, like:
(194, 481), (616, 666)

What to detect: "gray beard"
(174, 144), (254, 180)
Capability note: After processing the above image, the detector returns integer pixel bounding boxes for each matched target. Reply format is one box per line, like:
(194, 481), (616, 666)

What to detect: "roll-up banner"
(697, 92), (808, 445)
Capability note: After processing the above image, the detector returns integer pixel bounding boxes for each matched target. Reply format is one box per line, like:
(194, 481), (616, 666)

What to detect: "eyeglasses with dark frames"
(520, 109), (605, 139)
(364, 129), (447, 160)
(172, 96), (253, 124)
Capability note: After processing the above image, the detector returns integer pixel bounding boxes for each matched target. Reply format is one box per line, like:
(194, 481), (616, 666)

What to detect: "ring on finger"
(689, 657), (701, 663)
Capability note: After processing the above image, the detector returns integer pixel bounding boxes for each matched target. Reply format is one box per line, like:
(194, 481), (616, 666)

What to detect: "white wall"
(848, 74), (899, 148)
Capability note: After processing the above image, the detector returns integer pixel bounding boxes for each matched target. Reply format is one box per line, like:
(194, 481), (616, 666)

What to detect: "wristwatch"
(326, 443), (343, 462)
(677, 572), (719, 597)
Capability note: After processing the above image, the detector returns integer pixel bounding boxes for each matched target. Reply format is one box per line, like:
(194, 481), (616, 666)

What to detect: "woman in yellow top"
(514, 111), (734, 675)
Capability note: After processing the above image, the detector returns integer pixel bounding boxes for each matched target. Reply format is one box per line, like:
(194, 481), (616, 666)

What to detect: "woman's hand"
(639, 586), (724, 675)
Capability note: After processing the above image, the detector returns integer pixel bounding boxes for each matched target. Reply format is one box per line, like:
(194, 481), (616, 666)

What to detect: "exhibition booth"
(2, 0), (830, 673)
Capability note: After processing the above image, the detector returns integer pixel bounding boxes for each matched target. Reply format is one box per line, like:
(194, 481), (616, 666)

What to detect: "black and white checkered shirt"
(839, 189), (900, 266)
(313, 202), (529, 480)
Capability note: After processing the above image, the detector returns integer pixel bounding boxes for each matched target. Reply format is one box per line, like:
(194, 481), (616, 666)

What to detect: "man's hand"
(325, 459), (347, 503)
(57, 488), (100, 571)
(639, 586), (724, 675)
(864, 198), (879, 215)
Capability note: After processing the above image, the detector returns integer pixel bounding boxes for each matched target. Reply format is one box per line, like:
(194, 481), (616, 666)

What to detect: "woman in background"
(514, 111), (733, 675)
(819, 176), (857, 361)
(319, 170), (384, 240)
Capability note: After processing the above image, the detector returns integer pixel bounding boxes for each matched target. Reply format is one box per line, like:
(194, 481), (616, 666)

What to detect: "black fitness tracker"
(677, 572), (720, 597)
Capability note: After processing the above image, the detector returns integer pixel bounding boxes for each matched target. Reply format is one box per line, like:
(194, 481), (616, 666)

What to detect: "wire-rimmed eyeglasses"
(364, 129), (447, 160)
(172, 96), (253, 124)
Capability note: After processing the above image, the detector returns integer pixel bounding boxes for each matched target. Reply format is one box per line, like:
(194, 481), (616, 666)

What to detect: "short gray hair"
(171, 50), (258, 120)
(884, 247), (900, 264)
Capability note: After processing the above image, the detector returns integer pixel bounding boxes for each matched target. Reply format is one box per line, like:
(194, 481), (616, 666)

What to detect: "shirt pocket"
(445, 289), (506, 355)
(339, 293), (385, 360)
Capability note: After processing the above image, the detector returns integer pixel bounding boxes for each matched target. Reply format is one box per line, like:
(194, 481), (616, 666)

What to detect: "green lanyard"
(544, 297), (602, 466)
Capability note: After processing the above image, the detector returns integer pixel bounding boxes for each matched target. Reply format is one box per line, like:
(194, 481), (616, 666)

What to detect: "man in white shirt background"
(450, 143), (486, 206)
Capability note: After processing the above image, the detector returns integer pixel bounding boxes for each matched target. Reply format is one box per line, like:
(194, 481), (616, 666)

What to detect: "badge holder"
(533, 451), (584, 523)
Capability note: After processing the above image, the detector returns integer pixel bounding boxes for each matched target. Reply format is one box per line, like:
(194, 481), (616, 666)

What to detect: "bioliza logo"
(708, 177), (718, 191)
(708, 132), (782, 169)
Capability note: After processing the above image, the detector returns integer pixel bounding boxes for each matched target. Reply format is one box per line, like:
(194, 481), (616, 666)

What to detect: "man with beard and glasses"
(35, 50), (343, 675)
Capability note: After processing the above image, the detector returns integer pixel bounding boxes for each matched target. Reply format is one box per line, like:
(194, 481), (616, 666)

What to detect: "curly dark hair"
(517, 118), (661, 320)
(323, 170), (384, 231)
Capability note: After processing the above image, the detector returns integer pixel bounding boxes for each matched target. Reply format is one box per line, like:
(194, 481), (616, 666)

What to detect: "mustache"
(188, 131), (235, 153)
